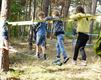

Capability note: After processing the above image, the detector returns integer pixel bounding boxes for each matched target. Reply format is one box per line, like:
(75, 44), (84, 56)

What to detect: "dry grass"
(0, 39), (101, 80)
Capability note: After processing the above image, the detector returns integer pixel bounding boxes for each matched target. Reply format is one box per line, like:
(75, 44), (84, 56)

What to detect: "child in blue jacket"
(47, 10), (69, 65)
(33, 11), (47, 60)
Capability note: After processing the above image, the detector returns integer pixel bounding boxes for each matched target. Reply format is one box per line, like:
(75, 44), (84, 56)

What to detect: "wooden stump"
(0, 48), (9, 71)
(7, 77), (20, 80)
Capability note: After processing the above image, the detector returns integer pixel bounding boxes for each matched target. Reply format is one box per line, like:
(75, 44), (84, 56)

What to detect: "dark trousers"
(73, 32), (89, 61)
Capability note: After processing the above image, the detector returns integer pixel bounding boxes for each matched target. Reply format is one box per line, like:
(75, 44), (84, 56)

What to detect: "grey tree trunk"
(84, 0), (92, 13)
(63, 0), (71, 17)
(42, 0), (50, 16)
(29, 0), (37, 50)
(63, 0), (71, 29)
(33, 0), (36, 19)
(29, 0), (32, 20)
(25, 0), (28, 20)
(0, 0), (1, 9)
(89, 0), (97, 44)
(28, 0), (33, 50)
(0, 0), (10, 71)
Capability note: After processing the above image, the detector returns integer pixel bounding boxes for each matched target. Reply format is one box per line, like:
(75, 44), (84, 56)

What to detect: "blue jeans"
(56, 34), (67, 59)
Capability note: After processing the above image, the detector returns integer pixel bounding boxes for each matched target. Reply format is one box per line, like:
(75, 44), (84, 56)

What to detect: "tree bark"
(63, 0), (71, 17)
(99, 0), (101, 5)
(89, 0), (97, 44)
(33, 0), (36, 19)
(27, 0), (32, 20)
(25, 0), (28, 20)
(1, 0), (10, 18)
(0, 0), (10, 71)
(84, 0), (92, 13)
(42, 0), (50, 16)
(28, 0), (37, 50)
(63, 0), (71, 29)
(0, 0), (1, 10)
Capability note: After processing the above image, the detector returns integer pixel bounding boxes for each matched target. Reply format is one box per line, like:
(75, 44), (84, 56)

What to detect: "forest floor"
(0, 39), (101, 80)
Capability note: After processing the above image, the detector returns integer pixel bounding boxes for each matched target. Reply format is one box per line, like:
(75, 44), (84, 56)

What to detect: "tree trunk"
(42, 0), (50, 16)
(0, 0), (10, 71)
(29, 26), (33, 50)
(49, 1), (51, 16)
(0, 0), (1, 9)
(63, 0), (71, 17)
(99, 0), (101, 5)
(84, 0), (92, 13)
(25, 0), (28, 20)
(28, 0), (33, 50)
(28, 0), (37, 50)
(63, 0), (71, 29)
(33, 0), (36, 19)
(27, 0), (32, 20)
(89, 0), (97, 44)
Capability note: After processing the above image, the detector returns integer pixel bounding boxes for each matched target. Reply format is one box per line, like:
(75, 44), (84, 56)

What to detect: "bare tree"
(0, 0), (10, 71)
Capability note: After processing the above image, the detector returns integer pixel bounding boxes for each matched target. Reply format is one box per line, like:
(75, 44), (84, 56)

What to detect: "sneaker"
(37, 53), (40, 58)
(35, 53), (40, 59)
(52, 58), (62, 66)
(43, 54), (47, 60)
(63, 57), (70, 64)
(72, 60), (77, 65)
(81, 60), (87, 66)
